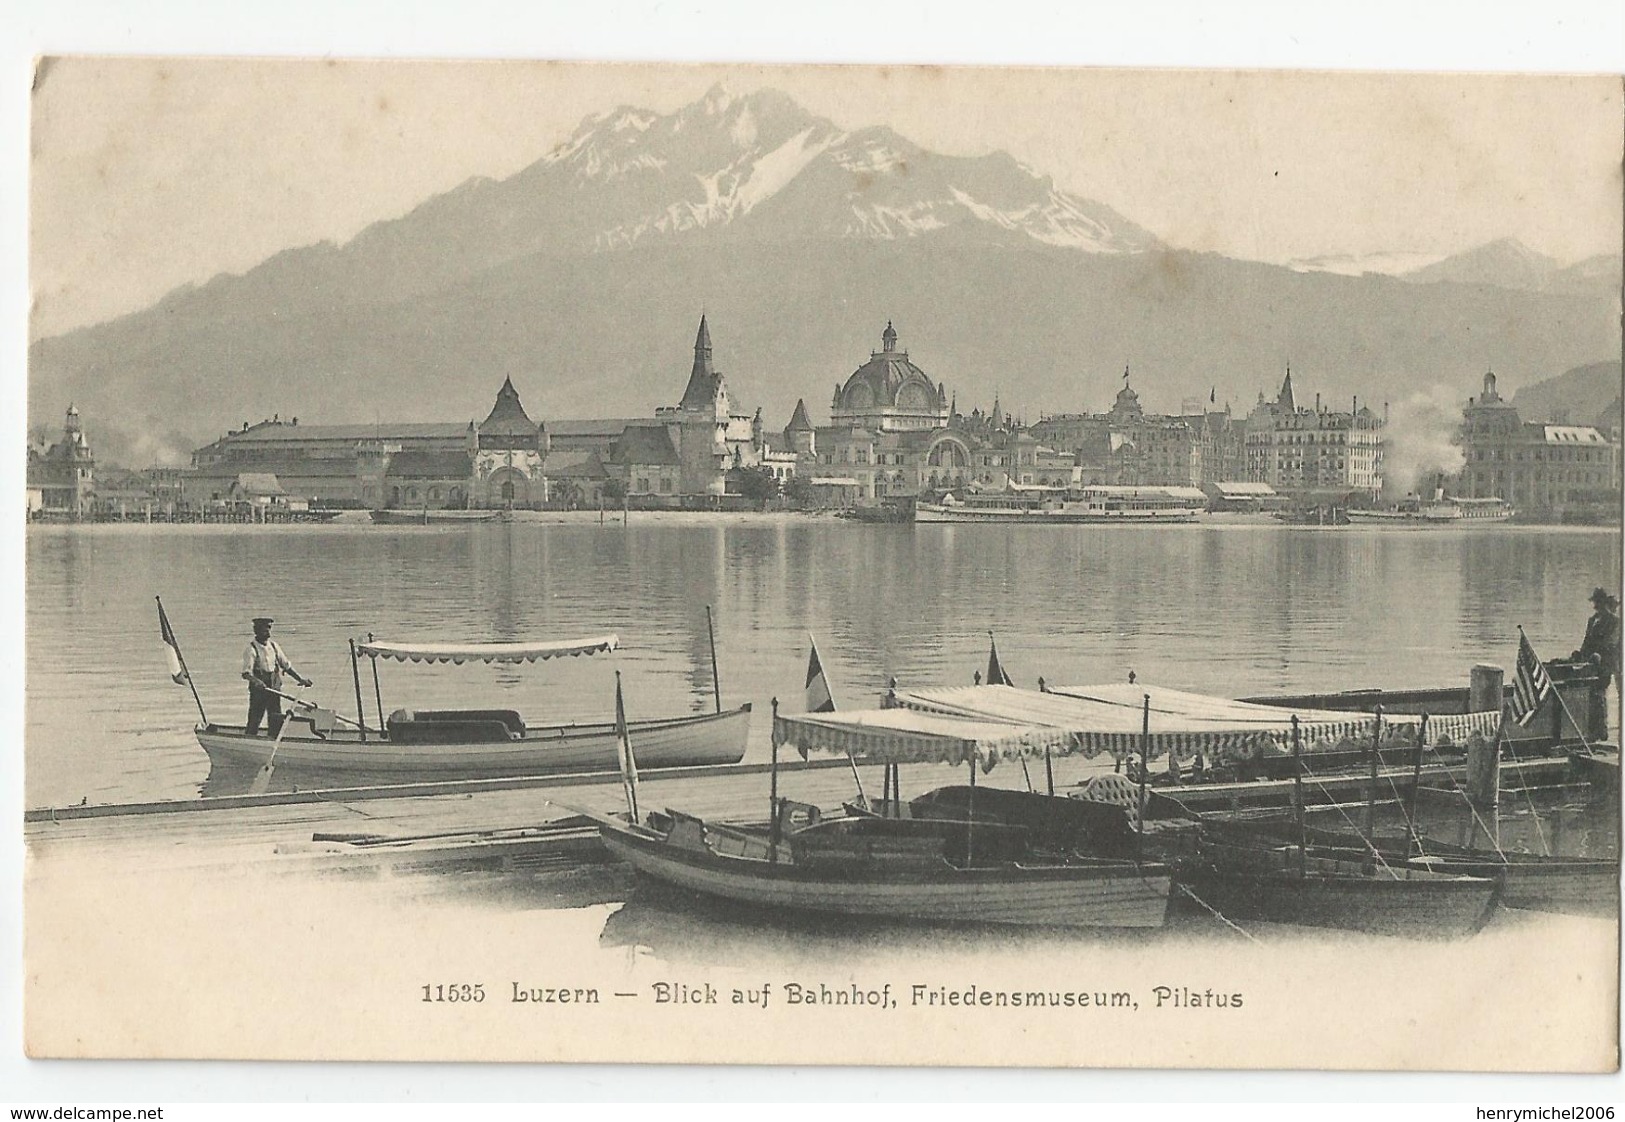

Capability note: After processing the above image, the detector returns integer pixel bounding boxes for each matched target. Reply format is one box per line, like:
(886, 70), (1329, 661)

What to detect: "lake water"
(23, 515), (1622, 1068)
(23, 515), (1622, 809)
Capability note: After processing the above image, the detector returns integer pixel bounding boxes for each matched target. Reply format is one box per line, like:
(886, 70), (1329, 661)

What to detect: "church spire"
(679, 314), (722, 410)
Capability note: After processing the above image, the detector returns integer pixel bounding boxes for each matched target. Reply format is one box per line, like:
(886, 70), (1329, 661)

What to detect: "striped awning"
(357, 634), (619, 664)
(889, 684), (1501, 764)
(772, 708), (1074, 771)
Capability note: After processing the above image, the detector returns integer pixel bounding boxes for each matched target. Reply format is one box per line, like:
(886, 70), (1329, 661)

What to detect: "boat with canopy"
(865, 678), (1507, 937)
(194, 631), (750, 781)
(584, 702), (1175, 929)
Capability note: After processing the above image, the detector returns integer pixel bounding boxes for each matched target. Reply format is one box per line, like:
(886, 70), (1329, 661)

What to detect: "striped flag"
(986, 633), (1014, 687)
(614, 672), (640, 821)
(157, 599), (189, 685)
(1510, 631), (1553, 727)
(805, 638), (836, 713)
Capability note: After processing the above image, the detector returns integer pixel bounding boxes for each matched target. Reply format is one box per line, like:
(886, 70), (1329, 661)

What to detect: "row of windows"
(1470, 448), (1610, 463)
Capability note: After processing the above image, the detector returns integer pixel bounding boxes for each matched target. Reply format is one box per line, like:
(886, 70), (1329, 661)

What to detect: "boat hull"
(1406, 846), (1620, 916)
(196, 703), (751, 778)
(1203, 816), (1618, 917)
(1180, 845), (1503, 938)
(600, 820), (1173, 928)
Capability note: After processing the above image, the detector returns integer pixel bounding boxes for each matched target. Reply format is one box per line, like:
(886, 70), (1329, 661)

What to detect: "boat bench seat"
(386, 708), (526, 744)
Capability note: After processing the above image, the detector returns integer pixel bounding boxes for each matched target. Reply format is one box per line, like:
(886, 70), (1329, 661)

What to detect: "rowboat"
(1178, 840), (1503, 939)
(1200, 813), (1619, 917)
(368, 508), (507, 525)
(585, 702), (1173, 929)
(194, 633), (749, 782)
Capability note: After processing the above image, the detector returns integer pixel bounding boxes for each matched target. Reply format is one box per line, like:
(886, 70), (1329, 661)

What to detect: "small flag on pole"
(614, 671), (640, 821)
(1510, 630), (1554, 727)
(986, 632), (1014, 687)
(805, 638), (836, 713)
(1122, 365), (1130, 383)
(157, 599), (189, 685)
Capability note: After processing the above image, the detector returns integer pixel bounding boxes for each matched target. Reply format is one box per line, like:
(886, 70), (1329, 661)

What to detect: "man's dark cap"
(252, 616), (275, 626)
(1590, 588), (1611, 606)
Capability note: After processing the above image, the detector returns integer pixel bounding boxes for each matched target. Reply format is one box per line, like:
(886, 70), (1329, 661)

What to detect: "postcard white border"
(4, 0), (1623, 1104)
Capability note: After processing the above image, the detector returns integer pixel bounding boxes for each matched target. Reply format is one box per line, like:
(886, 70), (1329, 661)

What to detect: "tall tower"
(672, 315), (731, 497)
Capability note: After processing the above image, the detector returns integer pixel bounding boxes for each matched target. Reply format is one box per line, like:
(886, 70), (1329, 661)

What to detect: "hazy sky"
(29, 59), (1624, 338)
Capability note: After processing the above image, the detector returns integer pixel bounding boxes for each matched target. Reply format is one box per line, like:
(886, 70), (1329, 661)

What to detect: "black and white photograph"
(14, 37), (1623, 1082)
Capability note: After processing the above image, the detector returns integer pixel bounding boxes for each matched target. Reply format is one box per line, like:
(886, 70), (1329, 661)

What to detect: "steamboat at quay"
(914, 483), (1207, 524)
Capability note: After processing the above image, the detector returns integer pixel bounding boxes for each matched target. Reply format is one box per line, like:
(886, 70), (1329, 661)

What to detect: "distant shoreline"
(24, 510), (1620, 532)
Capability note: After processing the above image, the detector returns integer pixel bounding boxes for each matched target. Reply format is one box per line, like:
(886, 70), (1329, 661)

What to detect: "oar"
(249, 687), (301, 795)
(262, 686), (367, 730)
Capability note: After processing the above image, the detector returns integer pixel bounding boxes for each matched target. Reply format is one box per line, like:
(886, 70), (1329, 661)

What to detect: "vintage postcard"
(21, 58), (1623, 1071)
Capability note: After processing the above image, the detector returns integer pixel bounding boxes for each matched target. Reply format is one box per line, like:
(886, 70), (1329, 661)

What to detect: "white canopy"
(889, 683), (1499, 764)
(357, 634), (619, 665)
(772, 708), (1074, 771)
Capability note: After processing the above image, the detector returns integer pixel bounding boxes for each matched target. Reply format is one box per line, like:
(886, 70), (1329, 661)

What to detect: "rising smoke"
(1383, 386), (1467, 499)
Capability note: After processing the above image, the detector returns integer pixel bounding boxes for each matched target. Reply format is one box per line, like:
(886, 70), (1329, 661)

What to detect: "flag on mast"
(986, 632), (1014, 686)
(157, 599), (189, 685)
(1510, 629), (1554, 727)
(805, 638), (836, 713)
(613, 671), (640, 821)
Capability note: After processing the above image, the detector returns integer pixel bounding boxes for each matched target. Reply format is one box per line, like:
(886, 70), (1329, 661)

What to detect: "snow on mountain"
(545, 85), (1159, 255)
(1287, 250), (1450, 277)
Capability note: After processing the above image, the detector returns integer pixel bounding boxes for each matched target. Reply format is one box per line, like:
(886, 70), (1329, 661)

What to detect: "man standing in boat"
(1572, 588), (1621, 739)
(242, 617), (312, 736)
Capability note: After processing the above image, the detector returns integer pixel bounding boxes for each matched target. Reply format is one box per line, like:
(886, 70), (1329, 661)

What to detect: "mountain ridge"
(28, 85), (1623, 468)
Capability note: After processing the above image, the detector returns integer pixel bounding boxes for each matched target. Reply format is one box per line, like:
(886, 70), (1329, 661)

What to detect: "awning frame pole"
(349, 639), (368, 742)
(1137, 693), (1151, 859)
(368, 633), (386, 736)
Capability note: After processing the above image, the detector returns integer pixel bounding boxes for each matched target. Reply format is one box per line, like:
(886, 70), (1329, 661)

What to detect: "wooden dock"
(24, 750), (1589, 878)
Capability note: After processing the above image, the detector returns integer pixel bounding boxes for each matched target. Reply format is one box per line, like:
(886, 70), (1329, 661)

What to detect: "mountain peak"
(700, 81), (738, 115)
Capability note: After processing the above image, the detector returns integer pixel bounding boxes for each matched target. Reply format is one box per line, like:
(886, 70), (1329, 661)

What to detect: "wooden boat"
(586, 705), (1173, 929)
(369, 508), (506, 525)
(1202, 813), (1619, 917)
(886, 679), (1512, 937)
(195, 633), (749, 781)
(198, 704), (750, 778)
(596, 809), (1173, 928)
(1180, 840), (1503, 939)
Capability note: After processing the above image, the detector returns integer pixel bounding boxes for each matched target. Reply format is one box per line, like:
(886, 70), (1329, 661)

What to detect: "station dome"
(833, 323), (948, 428)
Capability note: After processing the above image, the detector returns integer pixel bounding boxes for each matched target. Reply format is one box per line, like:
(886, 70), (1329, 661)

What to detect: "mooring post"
(1469, 663), (1505, 716)
(1466, 664), (1504, 810)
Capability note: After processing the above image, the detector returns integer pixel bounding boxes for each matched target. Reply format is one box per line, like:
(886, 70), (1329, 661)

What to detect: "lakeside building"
(27, 405), (95, 518)
(183, 318), (764, 509)
(1242, 368), (1385, 499)
(1029, 377), (1245, 488)
(1455, 370), (1621, 515)
(791, 324), (1080, 502)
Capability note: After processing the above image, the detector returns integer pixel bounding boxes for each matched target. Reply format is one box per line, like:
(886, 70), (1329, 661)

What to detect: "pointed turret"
(679, 315), (723, 411)
(1278, 365), (1296, 413)
(785, 398), (814, 433)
